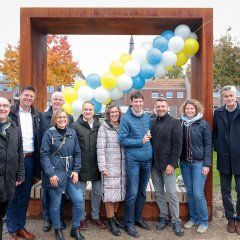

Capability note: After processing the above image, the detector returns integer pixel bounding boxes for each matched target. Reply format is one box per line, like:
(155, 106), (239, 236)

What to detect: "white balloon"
(124, 60), (140, 77)
(141, 41), (152, 52)
(78, 86), (93, 101)
(189, 32), (198, 40)
(117, 74), (133, 90)
(109, 88), (123, 100)
(168, 36), (184, 53)
(131, 48), (147, 64)
(72, 99), (83, 116)
(154, 64), (167, 78)
(174, 24), (191, 40)
(162, 51), (177, 67)
(94, 87), (110, 103)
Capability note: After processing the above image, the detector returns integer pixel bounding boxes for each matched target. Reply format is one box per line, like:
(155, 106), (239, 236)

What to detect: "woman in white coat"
(97, 104), (126, 236)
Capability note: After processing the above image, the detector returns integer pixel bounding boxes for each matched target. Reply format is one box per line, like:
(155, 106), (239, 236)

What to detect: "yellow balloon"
(62, 87), (78, 104)
(102, 98), (112, 105)
(109, 60), (124, 76)
(62, 102), (73, 115)
(166, 66), (173, 71)
(183, 38), (199, 56)
(176, 51), (188, 66)
(101, 72), (117, 89)
(120, 53), (132, 64)
(74, 80), (86, 91)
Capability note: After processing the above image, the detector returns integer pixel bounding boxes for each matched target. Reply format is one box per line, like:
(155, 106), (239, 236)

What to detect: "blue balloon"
(86, 73), (101, 89)
(152, 36), (168, 52)
(123, 88), (132, 94)
(132, 76), (145, 90)
(92, 98), (102, 113)
(139, 63), (155, 79)
(161, 30), (174, 41)
(146, 48), (163, 65)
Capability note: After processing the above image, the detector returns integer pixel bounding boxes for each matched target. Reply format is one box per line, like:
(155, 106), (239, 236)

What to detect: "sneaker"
(184, 220), (198, 229)
(79, 220), (88, 231)
(172, 222), (184, 237)
(156, 217), (168, 230)
(90, 218), (107, 229)
(196, 225), (208, 234)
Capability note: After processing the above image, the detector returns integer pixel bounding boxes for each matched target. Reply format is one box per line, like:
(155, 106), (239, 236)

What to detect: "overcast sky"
(0, 0), (239, 76)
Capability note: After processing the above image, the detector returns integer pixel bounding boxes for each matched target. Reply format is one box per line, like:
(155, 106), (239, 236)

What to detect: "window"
(152, 91), (158, 99)
(213, 89), (220, 97)
(177, 91), (184, 98)
(47, 86), (54, 93)
(166, 92), (173, 98)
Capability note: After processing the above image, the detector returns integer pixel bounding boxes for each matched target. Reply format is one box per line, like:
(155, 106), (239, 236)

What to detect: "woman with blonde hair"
(179, 99), (212, 234)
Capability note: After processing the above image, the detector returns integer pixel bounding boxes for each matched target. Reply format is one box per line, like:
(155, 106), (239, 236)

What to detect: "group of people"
(0, 85), (240, 240)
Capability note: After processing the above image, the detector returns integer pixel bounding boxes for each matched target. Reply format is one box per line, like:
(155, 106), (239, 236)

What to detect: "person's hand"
(143, 132), (151, 144)
(71, 172), (78, 184)
(202, 167), (210, 176)
(50, 175), (59, 187)
(166, 165), (174, 176)
(102, 169), (109, 176)
(16, 180), (22, 186)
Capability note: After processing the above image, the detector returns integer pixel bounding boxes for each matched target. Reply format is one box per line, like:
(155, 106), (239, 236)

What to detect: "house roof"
(144, 78), (186, 90)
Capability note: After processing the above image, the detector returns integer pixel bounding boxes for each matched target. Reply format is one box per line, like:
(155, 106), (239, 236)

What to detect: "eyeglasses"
(0, 104), (10, 108)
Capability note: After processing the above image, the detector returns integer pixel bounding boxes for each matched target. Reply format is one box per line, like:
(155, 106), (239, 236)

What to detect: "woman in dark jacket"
(179, 99), (212, 234)
(0, 97), (24, 240)
(40, 109), (84, 240)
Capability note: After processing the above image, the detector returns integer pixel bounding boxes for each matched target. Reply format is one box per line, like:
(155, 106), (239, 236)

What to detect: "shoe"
(70, 227), (85, 240)
(43, 219), (52, 232)
(172, 222), (184, 237)
(135, 220), (151, 230)
(17, 229), (36, 239)
(124, 226), (140, 238)
(90, 218), (107, 229)
(79, 220), (88, 231)
(227, 219), (235, 233)
(55, 229), (65, 240)
(114, 216), (124, 228)
(236, 221), (240, 235)
(9, 233), (18, 240)
(196, 225), (208, 233)
(184, 220), (198, 229)
(60, 218), (66, 230)
(156, 217), (168, 230)
(108, 217), (121, 236)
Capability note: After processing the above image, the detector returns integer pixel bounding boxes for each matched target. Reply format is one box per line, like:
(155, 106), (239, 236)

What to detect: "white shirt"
(19, 107), (34, 153)
(83, 117), (94, 129)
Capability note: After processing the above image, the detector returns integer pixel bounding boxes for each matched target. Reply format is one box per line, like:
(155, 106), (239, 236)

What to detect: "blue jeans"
(180, 161), (208, 227)
(42, 187), (66, 220)
(124, 159), (151, 227)
(48, 180), (83, 229)
(220, 172), (240, 221)
(79, 180), (102, 220)
(6, 157), (34, 234)
(151, 165), (180, 224)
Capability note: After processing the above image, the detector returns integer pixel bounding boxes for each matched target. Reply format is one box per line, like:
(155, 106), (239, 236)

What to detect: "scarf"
(181, 113), (203, 128)
(0, 118), (11, 138)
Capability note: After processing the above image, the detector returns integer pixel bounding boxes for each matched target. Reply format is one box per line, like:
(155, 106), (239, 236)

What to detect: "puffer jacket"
(40, 127), (81, 192)
(180, 119), (212, 167)
(97, 120), (126, 202)
(0, 120), (24, 202)
(119, 107), (152, 162)
(70, 115), (101, 182)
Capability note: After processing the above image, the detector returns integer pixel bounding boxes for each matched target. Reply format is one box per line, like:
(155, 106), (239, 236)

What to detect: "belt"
(184, 160), (201, 164)
(24, 152), (34, 158)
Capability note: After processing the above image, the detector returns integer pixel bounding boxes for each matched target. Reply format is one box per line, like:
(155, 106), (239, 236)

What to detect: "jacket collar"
(11, 101), (38, 118)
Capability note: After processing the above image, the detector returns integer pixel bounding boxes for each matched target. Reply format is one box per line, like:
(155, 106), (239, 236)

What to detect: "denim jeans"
(42, 187), (66, 220)
(124, 159), (151, 227)
(220, 172), (240, 221)
(48, 180), (83, 229)
(79, 180), (102, 220)
(151, 165), (180, 224)
(180, 161), (208, 227)
(6, 157), (34, 234)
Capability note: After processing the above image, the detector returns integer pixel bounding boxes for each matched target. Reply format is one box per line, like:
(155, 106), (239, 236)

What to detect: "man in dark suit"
(151, 97), (184, 237)
(213, 85), (240, 235)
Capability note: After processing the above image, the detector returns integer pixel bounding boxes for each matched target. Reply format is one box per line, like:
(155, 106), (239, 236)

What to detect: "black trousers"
(0, 201), (8, 240)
